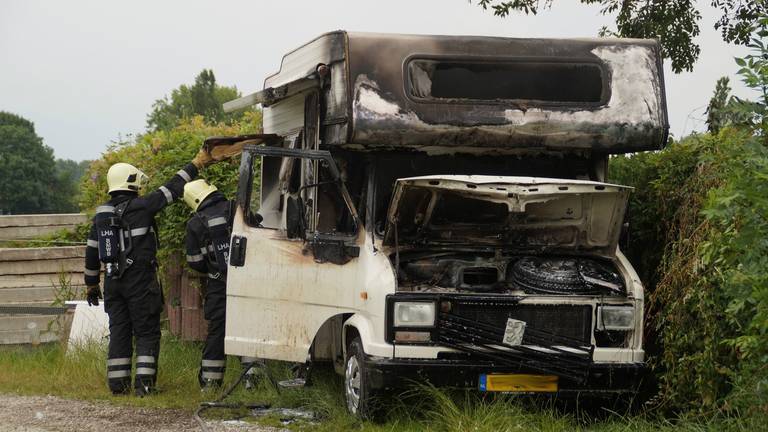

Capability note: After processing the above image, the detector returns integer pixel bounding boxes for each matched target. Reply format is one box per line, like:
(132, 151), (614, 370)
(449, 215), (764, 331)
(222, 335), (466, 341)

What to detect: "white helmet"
(183, 179), (218, 211)
(107, 163), (149, 194)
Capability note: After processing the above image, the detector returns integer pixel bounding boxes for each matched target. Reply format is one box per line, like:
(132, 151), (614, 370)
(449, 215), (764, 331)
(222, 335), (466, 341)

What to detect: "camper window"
(408, 59), (606, 104)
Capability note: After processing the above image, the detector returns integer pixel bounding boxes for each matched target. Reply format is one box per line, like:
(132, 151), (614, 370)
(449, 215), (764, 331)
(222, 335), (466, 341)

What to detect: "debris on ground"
(0, 393), (283, 432)
(250, 407), (317, 425)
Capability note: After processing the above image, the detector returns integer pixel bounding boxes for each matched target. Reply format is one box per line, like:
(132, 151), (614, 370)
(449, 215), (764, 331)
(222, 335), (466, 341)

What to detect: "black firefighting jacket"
(84, 164), (198, 286)
(184, 192), (233, 279)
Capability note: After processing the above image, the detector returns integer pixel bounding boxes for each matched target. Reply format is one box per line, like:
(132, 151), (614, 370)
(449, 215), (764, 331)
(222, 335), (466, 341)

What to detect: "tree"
(473, 0), (767, 73)
(0, 112), (57, 214)
(50, 159), (91, 213)
(146, 69), (242, 131)
(706, 77), (733, 133)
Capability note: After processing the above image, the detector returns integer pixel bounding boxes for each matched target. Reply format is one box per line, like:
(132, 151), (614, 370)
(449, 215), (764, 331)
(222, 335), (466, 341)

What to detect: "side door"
(224, 146), (363, 363)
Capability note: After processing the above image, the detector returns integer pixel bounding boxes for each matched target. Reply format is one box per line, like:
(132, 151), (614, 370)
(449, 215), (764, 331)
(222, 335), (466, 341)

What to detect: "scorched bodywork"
(220, 31), (662, 418)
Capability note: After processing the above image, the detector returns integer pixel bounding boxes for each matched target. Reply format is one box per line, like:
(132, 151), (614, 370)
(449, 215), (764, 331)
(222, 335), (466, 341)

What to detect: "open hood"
(383, 175), (631, 256)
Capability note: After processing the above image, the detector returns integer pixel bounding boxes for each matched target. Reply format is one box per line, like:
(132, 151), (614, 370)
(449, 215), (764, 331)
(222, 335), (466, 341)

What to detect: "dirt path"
(0, 394), (281, 432)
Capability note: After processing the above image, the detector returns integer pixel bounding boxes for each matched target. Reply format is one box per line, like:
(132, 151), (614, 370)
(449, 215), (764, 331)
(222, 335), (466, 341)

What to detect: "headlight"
(393, 302), (435, 327)
(598, 306), (635, 331)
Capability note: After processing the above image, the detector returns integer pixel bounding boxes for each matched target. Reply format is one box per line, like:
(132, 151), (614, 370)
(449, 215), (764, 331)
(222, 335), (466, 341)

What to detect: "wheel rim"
(345, 354), (361, 413)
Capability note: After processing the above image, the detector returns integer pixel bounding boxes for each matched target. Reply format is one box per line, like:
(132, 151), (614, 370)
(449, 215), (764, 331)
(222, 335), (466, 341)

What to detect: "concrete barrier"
(0, 247), (87, 305)
(0, 214), (207, 344)
(0, 213), (87, 241)
(1, 216), (88, 344)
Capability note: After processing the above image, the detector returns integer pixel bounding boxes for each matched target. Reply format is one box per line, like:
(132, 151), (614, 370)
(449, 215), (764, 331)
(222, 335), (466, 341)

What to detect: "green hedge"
(610, 128), (768, 415)
(79, 113), (261, 266)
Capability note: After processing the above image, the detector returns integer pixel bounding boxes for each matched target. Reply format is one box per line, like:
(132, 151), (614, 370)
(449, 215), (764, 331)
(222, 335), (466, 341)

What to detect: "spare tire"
(510, 256), (624, 295)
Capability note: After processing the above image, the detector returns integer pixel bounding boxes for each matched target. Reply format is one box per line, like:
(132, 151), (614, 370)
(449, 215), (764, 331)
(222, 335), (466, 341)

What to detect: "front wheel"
(344, 337), (379, 419)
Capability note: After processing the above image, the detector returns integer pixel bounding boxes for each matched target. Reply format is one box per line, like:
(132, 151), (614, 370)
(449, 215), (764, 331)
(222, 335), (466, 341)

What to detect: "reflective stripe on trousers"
(200, 358), (225, 381)
(135, 355), (156, 377)
(106, 357), (132, 385)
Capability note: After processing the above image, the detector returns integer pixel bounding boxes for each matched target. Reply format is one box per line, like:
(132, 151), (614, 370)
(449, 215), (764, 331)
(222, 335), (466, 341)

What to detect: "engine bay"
(396, 251), (625, 296)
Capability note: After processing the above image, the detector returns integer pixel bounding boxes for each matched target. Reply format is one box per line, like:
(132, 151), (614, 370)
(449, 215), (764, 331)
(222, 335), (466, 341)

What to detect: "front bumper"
(363, 356), (646, 396)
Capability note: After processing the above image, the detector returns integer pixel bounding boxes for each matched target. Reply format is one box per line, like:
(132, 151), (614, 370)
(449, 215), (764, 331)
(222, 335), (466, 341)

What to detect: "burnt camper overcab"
(220, 31), (668, 417)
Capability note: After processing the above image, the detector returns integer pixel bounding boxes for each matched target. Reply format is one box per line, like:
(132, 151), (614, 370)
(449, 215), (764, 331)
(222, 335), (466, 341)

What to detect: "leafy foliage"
(612, 129), (768, 414)
(146, 69), (243, 132)
(727, 15), (768, 134)
(605, 18), (768, 413)
(79, 113), (262, 268)
(704, 20), (768, 136)
(713, 0), (768, 47)
(473, 0), (767, 73)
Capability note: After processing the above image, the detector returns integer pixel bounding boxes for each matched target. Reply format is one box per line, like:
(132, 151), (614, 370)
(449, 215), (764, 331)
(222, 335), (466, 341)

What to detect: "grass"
(0, 335), (763, 431)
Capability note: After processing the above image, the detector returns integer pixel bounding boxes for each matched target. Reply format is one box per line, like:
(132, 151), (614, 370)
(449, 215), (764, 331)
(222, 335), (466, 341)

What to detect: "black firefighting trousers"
(199, 278), (257, 387)
(199, 279), (226, 386)
(103, 264), (163, 394)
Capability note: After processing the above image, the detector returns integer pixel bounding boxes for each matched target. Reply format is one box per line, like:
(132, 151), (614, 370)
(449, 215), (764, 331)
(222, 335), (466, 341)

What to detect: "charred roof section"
(250, 31), (669, 155)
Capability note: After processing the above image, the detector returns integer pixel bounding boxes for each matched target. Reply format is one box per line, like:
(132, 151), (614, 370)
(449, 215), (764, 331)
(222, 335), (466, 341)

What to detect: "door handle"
(230, 235), (247, 267)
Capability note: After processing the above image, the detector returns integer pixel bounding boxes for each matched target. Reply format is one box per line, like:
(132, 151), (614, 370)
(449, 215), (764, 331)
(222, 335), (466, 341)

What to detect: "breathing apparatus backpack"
(96, 200), (133, 279)
(197, 201), (235, 280)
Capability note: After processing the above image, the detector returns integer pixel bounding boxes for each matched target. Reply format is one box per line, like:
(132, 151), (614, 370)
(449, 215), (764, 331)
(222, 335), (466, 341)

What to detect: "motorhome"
(220, 31), (668, 417)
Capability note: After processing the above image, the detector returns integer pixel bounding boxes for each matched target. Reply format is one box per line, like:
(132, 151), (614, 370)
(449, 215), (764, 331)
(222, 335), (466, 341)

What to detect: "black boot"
(134, 376), (157, 397)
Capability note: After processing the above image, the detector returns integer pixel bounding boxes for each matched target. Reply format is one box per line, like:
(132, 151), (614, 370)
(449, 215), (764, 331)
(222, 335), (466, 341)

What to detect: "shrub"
(610, 128), (768, 415)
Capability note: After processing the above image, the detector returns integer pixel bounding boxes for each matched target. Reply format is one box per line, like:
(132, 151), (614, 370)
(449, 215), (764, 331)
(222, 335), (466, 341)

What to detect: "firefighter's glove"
(86, 285), (102, 306)
(192, 148), (214, 169)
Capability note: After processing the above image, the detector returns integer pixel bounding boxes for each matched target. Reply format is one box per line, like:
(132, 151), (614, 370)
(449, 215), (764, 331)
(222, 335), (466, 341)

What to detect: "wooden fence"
(165, 253), (208, 341)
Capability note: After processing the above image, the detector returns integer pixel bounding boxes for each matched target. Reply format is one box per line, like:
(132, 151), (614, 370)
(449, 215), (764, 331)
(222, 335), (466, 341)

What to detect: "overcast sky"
(0, 0), (753, 161)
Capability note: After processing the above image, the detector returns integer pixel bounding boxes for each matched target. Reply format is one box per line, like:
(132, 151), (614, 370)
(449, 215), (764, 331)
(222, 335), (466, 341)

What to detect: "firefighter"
(84, 149), (214, 396)
(183, 178), (260, 389)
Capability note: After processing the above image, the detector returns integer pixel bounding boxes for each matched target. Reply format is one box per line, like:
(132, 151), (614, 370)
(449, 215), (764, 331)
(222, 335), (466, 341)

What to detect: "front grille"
(435, 300), (595, 383)
(450, 302), (593, 345)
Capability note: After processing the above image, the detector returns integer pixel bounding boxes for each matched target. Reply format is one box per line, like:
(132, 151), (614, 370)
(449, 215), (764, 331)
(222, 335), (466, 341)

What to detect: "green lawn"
(0, 335), (761, 431)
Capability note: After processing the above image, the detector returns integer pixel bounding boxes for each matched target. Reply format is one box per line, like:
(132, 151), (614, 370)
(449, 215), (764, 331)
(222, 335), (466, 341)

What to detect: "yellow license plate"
(479, 374), (558, 392)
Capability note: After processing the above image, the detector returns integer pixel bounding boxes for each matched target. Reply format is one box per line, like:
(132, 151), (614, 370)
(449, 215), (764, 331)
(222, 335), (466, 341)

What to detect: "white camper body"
(222, 31), (666, 417)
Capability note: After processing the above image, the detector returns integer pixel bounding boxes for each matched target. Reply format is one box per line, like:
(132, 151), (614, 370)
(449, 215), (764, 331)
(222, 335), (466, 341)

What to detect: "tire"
(344, 337), (379, 419)
(510, 256), (623, 295)
(511, 257), (584, 292)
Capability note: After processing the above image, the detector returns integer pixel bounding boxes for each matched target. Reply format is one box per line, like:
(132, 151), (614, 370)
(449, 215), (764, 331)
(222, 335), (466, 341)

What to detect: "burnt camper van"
(220, 31), (667, 417)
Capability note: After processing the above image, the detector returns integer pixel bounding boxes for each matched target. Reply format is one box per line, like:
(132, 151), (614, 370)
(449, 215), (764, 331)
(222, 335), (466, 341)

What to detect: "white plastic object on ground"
(65, 300), (109, 353)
